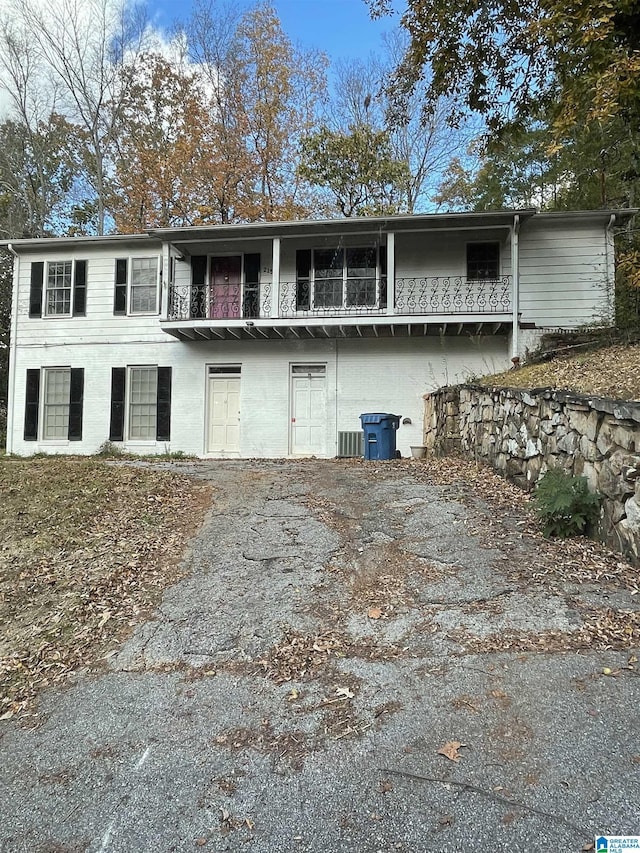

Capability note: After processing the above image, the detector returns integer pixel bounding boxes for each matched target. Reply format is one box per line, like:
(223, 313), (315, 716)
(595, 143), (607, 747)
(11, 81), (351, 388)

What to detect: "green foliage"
(534, 469), (602, 538)
(95, 441), (124, 458)
(298, 123), (410, 217)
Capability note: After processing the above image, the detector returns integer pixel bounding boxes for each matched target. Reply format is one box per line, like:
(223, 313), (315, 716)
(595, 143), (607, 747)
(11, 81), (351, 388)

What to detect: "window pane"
(46, 261), (72, 315)
(467, 243), (499, 279)
(130, 258), (158, 313)
(43, 368), (70, 438)
(346, 279), (377, 306)
(346, 247), (376, 278)
(314, 249), (343, 276)
(314, 278), (342, 308)
(129, 366), (157, 440)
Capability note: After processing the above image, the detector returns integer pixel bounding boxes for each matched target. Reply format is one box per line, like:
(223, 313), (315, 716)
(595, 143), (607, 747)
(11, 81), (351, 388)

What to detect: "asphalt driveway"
(1, 459), (639, 852)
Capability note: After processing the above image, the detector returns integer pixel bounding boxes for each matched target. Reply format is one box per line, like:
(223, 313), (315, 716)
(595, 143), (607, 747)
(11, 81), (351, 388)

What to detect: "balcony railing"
(166, 276), (512, 321)
(395, 276), (512, 314)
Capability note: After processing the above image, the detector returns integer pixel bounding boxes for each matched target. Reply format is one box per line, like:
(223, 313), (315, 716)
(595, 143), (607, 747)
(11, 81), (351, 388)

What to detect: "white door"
(207, 373), (241, 453)
(290, 365), (327, 456)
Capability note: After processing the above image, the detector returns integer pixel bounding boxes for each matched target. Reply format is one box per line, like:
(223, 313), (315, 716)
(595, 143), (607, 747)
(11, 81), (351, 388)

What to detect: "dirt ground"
(1, 458), (639, 853)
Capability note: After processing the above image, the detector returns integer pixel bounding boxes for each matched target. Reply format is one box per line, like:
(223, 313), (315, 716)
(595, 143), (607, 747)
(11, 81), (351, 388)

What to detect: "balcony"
(163, 275), (513, 340)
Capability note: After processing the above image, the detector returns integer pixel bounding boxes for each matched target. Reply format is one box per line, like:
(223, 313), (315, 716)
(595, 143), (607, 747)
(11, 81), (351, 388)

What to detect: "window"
(346, 247), (377, 306)
(109, 366), (172, 442)
(467, 242), (500, 280)
(29, 260), (87, 318)
(295, 246), (380, 310)
(23, 368), (84, 441)
(114, 257), (159, 315)
(43, 368), (71, 438)
(46, 262), (72, 315)
(128, 366), (158, 439)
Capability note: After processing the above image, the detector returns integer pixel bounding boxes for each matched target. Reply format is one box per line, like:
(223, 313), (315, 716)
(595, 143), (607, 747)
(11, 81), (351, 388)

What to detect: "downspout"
(510, 215), (520, 358)
(605, 213), (616, 326)
(5, 244), (19, 455)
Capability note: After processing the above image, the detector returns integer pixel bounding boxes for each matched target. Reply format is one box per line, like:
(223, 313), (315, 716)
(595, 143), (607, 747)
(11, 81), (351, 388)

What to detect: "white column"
(271, 237), (281, 319)
(386, 231), (395, 315)
(511, 215), (520, 358)
(161, 242), (171, 320)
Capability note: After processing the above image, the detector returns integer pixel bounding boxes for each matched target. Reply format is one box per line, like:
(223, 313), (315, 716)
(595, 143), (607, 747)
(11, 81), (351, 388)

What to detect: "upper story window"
(467, 242), (500, 280)
(296, 246), (382, 311)
(29, 260), (87, 318)
(114, 256), (160, 315)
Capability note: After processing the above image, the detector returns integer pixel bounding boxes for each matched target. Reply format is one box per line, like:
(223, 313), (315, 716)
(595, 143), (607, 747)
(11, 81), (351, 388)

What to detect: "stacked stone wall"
(424, 385), (640, 563)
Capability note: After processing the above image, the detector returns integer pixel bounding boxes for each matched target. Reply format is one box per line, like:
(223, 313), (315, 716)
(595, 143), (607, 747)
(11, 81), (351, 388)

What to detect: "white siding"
(395, 230), (512, 280)
(518, 219), (613, 327)
(9, 336), (509, 458)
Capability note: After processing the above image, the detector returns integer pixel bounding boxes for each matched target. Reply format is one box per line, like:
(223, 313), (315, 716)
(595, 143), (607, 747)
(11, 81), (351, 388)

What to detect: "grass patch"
(0, 457), (211, 719)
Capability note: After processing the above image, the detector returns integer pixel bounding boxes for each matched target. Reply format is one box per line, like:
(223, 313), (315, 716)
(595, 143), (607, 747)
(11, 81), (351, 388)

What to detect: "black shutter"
(24, 369), (40, 440)
(109, 367), (126, 441)
(156, 367), (172, 441)
(191, 255), (207, 319)
(29, 262), (44, 317)
(68, 368), (84, 440)
(296, 249), (311, 311)
(379, 244), (387, 309)
(244, 253), (260, 318)
(73, 260), (87, 316)
(114, 259), (127, 315)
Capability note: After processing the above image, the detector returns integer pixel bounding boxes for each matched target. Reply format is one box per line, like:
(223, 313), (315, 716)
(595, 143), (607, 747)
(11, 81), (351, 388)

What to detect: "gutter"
(5, 243), (19, 455)
(511, 215), (520, 358)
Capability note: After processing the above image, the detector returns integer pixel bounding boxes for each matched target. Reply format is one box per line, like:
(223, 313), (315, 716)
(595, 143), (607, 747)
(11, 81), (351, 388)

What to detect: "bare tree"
(0, 0), (148, 234)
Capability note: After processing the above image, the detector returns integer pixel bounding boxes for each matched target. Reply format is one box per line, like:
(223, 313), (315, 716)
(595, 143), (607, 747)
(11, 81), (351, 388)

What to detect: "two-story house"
(4, 208), (633, 458)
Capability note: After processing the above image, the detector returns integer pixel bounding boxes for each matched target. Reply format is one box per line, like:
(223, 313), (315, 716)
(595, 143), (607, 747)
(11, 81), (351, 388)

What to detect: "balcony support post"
(510, 215), (520, 357)
(271, 237), (281, 319)
(386, 232), (395, 315)
(161, 241), (171, 320)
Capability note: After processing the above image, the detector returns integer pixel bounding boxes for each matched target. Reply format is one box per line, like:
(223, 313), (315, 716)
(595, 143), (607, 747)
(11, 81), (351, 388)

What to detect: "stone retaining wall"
(424, 385), (640, 563)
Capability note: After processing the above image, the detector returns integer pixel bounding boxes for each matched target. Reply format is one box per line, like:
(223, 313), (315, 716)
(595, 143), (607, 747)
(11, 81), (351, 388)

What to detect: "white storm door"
(207, 372), (241, 453)
(290, 365), (327, 456)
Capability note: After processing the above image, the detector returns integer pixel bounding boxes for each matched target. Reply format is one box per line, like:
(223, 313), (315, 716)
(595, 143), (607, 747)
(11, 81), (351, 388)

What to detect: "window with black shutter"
(114, 259), (128, 315)
(191, 256), (207, 319)
(243, 253), (260, 319)
(156, 367), (172, 441)
(296, 249), (311, 311)
(73, 261), (87, 316)
(29, 262), (44, 317)
(109, 367), (126, 440)
(24, 369), (40, 440)
(68, 369), (84, 440)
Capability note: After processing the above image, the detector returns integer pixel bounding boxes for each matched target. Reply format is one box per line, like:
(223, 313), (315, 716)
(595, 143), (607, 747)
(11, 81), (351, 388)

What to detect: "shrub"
(534, 468), (602, 538)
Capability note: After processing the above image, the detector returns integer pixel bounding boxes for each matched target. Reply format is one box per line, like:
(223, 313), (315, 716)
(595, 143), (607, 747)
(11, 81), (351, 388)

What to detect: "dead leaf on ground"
(437, 740), (466, 762)
(367, 607), (383, 620)
(379, 779), (393, 794)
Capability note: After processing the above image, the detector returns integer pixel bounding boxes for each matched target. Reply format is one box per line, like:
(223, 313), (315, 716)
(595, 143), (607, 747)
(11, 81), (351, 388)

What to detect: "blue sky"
(151, 0), (403, 64)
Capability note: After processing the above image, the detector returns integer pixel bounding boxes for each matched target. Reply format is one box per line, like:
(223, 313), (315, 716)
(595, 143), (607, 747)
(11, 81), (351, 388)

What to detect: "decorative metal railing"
(278, 280), (387, 318)
(394, 276), (512, 314)
(167, 275), (512, 321)
(168, 283), (262, 321)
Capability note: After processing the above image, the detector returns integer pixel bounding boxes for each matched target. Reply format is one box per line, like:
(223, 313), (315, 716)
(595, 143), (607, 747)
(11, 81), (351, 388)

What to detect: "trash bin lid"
(360, 412), (401, 425)
(360, 412), (387, 424)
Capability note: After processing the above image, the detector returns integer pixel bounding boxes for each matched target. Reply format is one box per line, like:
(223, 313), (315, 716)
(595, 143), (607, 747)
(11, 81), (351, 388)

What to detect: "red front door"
(210, 256), (241, 319)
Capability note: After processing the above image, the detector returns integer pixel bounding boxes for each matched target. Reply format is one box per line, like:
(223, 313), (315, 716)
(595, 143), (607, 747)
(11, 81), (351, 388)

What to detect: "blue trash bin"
(359, 413), (401, 460)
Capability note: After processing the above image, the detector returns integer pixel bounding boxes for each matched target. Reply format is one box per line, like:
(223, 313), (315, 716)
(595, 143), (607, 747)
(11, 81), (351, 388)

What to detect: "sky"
(151, 0), (403, 65)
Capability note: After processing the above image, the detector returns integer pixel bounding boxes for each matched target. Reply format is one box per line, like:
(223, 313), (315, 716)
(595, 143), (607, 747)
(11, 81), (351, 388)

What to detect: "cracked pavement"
(1, 459), (639, 852)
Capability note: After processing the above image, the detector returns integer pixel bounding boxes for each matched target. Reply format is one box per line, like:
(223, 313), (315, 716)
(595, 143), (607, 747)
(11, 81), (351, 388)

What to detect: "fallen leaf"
(367, 607), (383, 620)
(379, 779), (393, 794)
(287, 689), (299, 702)
(437, 740), (465, 762)
(335, 686), (354, 699)
(194, 838), (208, 847)
(0, 711), (14, 721)
(582, 844), (595, 852)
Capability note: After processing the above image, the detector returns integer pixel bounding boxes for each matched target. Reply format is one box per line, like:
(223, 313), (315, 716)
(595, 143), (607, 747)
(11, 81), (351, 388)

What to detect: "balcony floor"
(160, 313), (514, 341)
